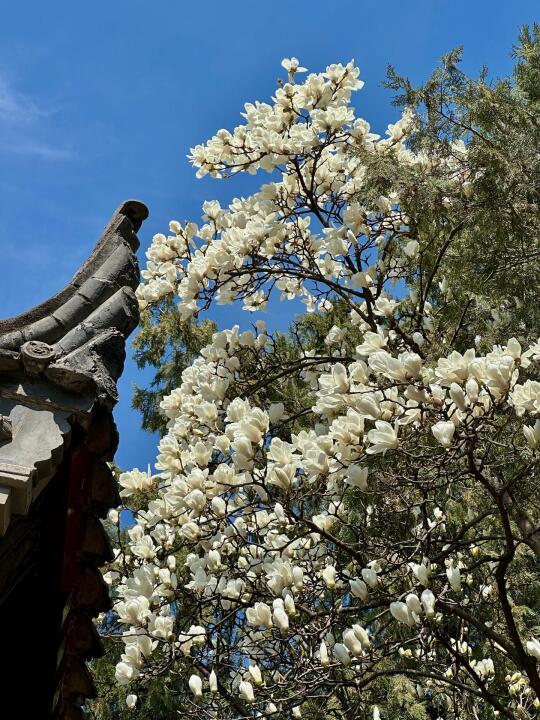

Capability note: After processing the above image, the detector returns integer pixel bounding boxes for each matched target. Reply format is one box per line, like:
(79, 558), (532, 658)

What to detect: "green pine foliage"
(132, 301), (217, 434)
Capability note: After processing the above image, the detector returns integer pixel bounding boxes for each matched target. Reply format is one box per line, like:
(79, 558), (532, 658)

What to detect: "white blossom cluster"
(107, 59), (540, 718)
(137, 58), (429, 322)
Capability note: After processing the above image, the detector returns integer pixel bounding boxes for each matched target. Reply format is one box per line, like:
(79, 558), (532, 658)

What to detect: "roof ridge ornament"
(0, 199), (148, 406)
(20, 340), (56, 374)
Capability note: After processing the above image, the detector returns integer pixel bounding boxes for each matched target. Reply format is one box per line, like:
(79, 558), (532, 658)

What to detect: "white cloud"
(1, 139), (74, 159)
(0, 77), (44, 124)
(0, 72), (72, 159)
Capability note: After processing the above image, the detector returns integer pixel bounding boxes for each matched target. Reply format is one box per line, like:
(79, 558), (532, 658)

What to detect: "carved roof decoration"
(0, 200), (148, 718)
(0, 199), (148, 406)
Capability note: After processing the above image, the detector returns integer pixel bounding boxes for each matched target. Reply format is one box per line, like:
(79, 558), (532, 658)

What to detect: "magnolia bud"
(189, 674), (203, 698)
(421, 589), (436, 618)
(320, 640), (330, 666)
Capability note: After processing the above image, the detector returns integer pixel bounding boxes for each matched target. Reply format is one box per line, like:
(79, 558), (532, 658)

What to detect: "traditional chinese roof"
(0, 200), (148, 718)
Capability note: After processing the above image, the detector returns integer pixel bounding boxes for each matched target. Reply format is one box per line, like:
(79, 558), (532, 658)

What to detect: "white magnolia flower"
(116, 597), (151, 626)
(510, 380), (540, 416)
(273, 606), (290, 634)
(431, 421), (455, 448)
(246, 602), (273, 628)
(526, 637), (540, 661)
(410, 562), (430, 587)
(281, 57), (307, 75)
(248, 663), (263, 686)
(211, 495), (227, 516)
(346, 465), (369, 490)
(343, 628), (364, 656)
(366, 421), (399, 455)
(322, 565), (337, 589)
(405, 593), (423, 617)
(449, 382), (467, 411)
(473, 657), (495, 680)
(390, 601), (415, 627)
(352, 623), (370, 649)
(374, 296), (398, 318)
(421, 589), (436, 618)
(239, 680), (255, 703)
(116, 662), (138, 685)
(523, 419), (540, 449)
(446, 566), (462, 593)
(350, 577), (369, 600)
(333, 642), (351, 666)
(356, 331), (387, 356)
(118, 468), (154, 498)
(361, 567), (379, 589)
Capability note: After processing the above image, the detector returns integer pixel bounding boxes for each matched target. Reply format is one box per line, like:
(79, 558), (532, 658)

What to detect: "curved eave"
(0, 200), (148, 404)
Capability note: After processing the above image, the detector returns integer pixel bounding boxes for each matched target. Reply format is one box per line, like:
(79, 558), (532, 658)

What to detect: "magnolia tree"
(104, 57), (540, 719)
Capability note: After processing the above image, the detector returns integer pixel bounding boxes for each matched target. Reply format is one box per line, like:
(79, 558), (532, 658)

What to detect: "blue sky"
(0, 0), (537, 471)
